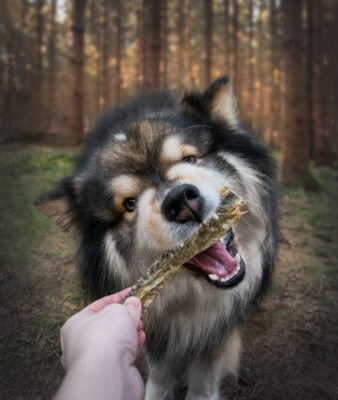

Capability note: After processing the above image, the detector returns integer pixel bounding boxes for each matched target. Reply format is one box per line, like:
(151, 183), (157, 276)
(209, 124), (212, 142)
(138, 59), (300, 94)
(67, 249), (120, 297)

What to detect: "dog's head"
(36, 77), (275, 299)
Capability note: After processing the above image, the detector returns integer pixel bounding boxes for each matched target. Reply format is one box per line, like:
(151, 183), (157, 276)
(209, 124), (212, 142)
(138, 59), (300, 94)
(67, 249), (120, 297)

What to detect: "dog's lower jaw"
(145, 329), (241, 400)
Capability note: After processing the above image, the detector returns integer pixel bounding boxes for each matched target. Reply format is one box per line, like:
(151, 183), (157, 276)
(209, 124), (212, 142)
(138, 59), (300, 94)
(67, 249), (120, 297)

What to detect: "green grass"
(268, 277), (283, 295)
(278, 307), (294, 318)
(302, 263), (320, 275)
(0, 146), (77, 266)
(0, 146), (82, 399)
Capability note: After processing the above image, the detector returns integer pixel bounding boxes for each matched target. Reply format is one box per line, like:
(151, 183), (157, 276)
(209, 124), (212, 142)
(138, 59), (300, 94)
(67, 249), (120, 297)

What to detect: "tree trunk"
(281, 0), (312, 187)
(142, 0), (161, 92)
(305, 0), (314, 159)
(247, 0), (254, 126)
(203, 0), (213, 86)
(35, 0), (45, 132)
(90, 0), (101, 115)
(269, 0), (281, 148)
(135, 2), (143, 92)
(313, 1), (335, 166)
(47, 0), (57, 128)
(232, 0), (239, 97)
(70, 0), (87, 145)
(255, 0), (266, 135)
(101, 0), (110, 109)
(160, 0), (168, 87)
(114, 0), (123, 104)
(177, 0), (186, 81)
(186, 0), (193, 85)
(224, 0), (230, 74)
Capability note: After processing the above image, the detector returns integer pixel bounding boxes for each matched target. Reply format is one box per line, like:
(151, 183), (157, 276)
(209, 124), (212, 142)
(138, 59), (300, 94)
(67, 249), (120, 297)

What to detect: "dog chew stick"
(122, 187), (244, 316)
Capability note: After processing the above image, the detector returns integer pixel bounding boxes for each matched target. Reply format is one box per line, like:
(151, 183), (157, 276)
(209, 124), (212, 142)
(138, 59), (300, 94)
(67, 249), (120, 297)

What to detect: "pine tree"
(281, 0), (314, 187)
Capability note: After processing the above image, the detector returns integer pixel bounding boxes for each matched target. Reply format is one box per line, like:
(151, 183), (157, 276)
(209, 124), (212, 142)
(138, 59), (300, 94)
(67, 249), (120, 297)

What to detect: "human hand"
(54, 289), (146, 400)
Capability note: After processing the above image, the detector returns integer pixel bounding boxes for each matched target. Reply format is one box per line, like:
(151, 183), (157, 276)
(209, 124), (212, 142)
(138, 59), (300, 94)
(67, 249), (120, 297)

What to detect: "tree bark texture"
(101, 0), (110, 109)
(232, 0), (239, 97)
(224, 0), (230, 74)
(312, 0), (335, 166)
(47, 0), (57, 127)
(114, 0), (123, 104)
(177, 0), (186, 81)
(70, 0), (87, 144)
(35, 0), (45, 131)
(247, 0), (255, 126)
(90, 0), (101, 115)
(203, 0), (213, 86)
(304, 0), (315, 159)
(281, 0), (311, 186)
(269, 0), (281, 148)
(142, 0), (161, 92)
(161, 0), (168, 87)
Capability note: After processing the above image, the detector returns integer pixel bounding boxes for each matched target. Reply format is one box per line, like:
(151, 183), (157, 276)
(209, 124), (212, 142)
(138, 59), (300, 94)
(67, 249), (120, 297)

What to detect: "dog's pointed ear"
(34, 177), (80, 233)
(182, 76), (238, 129)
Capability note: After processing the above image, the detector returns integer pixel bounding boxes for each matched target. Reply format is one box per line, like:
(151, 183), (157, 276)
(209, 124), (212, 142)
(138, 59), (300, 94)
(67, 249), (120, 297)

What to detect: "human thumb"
(124, 297), (142, 327)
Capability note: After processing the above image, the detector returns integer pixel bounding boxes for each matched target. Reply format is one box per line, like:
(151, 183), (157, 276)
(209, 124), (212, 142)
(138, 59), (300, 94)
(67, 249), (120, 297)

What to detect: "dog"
(36, 76), (278, 400)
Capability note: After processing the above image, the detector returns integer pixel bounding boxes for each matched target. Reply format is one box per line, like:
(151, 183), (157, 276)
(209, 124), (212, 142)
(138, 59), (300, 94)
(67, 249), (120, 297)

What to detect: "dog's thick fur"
(36, 77), (278, 400)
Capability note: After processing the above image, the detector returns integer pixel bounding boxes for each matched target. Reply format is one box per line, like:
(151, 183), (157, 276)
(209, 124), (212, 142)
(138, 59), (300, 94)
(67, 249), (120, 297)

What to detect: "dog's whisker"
(181, 124), (211, 133)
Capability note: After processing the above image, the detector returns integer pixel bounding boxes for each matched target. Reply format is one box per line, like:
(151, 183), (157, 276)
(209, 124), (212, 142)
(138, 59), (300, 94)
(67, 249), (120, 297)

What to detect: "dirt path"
(224, 168), (338, 400)
(1, 146), (337, 399)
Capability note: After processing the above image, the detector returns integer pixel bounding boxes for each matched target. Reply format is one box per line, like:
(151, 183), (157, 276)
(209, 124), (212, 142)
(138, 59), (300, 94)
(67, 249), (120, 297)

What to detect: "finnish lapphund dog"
(36, 77), (278, 400)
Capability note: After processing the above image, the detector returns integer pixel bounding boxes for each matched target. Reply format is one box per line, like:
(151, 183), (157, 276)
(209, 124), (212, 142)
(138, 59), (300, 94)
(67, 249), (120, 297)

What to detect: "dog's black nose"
(162, 184), (204, 223)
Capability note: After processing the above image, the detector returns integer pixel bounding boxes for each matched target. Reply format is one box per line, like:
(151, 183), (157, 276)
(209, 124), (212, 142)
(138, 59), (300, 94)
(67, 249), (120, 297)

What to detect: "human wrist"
(56, 352), (121, 400)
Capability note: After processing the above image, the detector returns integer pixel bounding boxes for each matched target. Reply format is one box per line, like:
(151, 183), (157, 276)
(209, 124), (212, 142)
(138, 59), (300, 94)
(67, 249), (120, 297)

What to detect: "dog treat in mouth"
(122, 186), (244, 315)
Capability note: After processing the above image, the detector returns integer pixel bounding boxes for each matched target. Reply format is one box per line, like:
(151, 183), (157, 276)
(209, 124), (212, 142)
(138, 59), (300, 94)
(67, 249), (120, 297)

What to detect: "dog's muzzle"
(161, 184), (245, 289)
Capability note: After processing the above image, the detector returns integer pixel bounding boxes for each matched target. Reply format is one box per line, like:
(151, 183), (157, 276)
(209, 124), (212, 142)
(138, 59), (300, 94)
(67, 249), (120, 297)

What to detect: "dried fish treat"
(122, 187), (244, 315)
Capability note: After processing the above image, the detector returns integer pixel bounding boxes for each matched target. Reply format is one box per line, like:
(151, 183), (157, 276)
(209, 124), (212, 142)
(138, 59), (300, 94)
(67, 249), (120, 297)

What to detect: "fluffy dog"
(36, 76), (278, 400)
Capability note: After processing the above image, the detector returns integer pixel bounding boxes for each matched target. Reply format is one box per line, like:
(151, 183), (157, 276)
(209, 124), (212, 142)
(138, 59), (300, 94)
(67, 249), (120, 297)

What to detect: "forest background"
(1, 0), (338, 182)
(0, 1), (338, 399)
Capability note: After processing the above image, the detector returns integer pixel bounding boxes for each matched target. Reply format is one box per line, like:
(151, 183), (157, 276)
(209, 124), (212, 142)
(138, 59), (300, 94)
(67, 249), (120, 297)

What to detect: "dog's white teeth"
(235, 253), (241, 265)
(220, 277), (228, 282)
(208, 274), (220, 281)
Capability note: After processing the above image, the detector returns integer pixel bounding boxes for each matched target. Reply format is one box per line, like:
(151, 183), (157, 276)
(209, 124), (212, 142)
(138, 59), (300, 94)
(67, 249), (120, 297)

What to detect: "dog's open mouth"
(184, 228), (246, 288)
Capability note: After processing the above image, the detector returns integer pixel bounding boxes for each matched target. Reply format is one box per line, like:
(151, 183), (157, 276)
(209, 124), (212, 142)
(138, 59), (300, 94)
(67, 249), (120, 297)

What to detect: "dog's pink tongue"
(188, 241), (236, 277)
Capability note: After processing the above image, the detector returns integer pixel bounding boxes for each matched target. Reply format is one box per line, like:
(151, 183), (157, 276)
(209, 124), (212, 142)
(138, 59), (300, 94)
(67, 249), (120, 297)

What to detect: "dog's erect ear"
(182, 76), (238, 129)
(34, 177), (79, 233)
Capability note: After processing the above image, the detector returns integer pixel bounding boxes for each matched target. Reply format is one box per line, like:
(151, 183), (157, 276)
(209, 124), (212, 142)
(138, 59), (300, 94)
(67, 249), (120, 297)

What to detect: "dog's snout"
(162, 184), (204, 223)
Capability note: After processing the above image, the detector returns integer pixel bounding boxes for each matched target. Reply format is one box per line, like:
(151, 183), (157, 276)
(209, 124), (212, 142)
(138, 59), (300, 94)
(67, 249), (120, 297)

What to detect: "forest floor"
(0, 144), (337, 400)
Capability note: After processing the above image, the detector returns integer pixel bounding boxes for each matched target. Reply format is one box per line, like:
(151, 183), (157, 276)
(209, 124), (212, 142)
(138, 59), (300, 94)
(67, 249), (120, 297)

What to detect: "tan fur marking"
(137, 189), (173, 251)
(166, 164), (211, 187)
(161, 136), (183, 163)
(209, 79), (238, 129)
(161, 136), (199, 164)
(110, 175), (142, 211)
(124, 211), (137, 222)
(181, 144), (199, 159)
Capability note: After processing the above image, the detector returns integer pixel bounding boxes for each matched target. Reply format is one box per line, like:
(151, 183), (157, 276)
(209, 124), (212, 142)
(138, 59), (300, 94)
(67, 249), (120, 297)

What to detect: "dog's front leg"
(185, 329), (241, 400)
(145, 363), (177, 400)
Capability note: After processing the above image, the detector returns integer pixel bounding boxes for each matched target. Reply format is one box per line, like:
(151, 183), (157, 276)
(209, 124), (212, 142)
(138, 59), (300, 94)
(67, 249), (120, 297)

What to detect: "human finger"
(138, 330), (146, 352)
(83, 287), (132, 314)
(124, 297), (142, 327)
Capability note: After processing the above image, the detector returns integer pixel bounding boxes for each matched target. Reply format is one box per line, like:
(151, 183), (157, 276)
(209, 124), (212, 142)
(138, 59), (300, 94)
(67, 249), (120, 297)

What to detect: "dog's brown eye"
(123, 198), (136, 212)
(183, 155), (197, 164)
